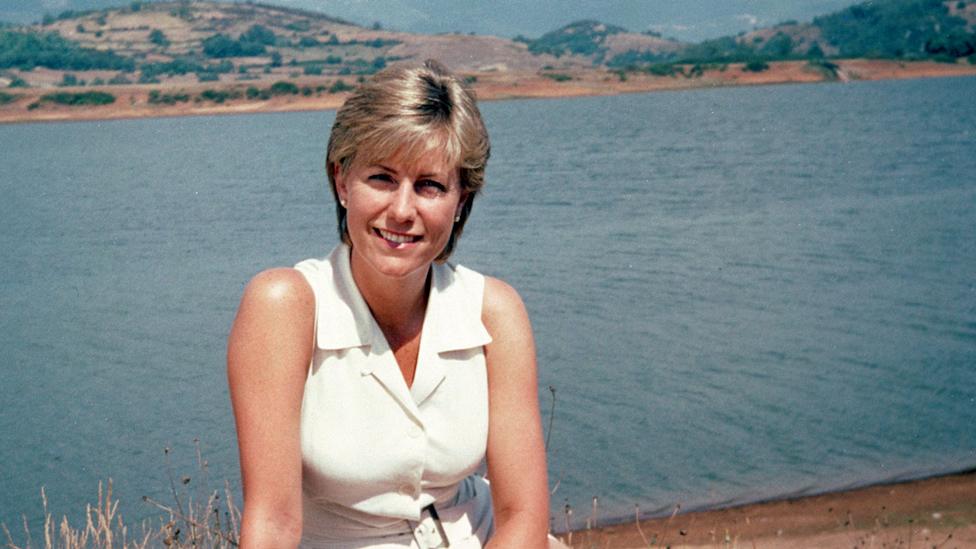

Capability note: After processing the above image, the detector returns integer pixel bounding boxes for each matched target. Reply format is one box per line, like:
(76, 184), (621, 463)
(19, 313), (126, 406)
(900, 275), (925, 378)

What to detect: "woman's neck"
(348, 251), (430, 345)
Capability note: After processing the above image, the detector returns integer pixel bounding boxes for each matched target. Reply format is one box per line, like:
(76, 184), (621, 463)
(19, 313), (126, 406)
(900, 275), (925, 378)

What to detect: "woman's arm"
(482, 277), (550, 549)
(227, 268), (315, 549)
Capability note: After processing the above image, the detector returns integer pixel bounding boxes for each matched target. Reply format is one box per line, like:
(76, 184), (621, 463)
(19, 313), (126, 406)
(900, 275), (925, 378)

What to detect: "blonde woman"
(228, 60), (558, 548)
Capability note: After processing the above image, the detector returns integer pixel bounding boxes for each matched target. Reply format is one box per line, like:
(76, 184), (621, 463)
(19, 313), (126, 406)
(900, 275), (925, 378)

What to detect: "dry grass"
(2, 442), (240, 549)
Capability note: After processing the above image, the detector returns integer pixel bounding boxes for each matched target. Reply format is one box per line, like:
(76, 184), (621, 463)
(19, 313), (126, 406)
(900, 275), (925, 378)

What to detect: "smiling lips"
(375, 228), (422, 246)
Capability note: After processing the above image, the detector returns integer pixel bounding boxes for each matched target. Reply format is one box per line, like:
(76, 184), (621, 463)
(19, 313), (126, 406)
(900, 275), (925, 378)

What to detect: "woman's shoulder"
(481, 276), (529, 332)
(237, 267), (315, 323)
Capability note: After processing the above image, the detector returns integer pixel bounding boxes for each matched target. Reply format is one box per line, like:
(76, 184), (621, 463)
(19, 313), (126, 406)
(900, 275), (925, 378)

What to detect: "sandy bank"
(2, 60), (975, 125)
(556, 471), (976, 548)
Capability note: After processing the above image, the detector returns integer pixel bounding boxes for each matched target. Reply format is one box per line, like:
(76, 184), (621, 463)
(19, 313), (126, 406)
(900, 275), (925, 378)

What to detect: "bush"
(59, 73), (82, 86)
(241, 24), (276, 46)
(40, 90), (115, 106)
(541, 72), (572, 81)
(270, 80), (299, 95)
(149, 29), (170, 47)
(744, 59), (770, 72)
(148, 89), (190, 104)
(647, 63), (677, 76)
(0, 90), (18, 104)
(329, 79), (354, 93)
(8, 77), (28, 87)
(303, 64), (322, 75)
(198, 88), (241, 103)
(246, 85), (271, 100)
(197, 72), (219, 81)
(108, 73), (131, 85)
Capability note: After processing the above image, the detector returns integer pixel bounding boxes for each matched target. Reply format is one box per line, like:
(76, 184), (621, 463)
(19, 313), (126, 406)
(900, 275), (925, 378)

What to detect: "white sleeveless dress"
(294, 244), (495, 548)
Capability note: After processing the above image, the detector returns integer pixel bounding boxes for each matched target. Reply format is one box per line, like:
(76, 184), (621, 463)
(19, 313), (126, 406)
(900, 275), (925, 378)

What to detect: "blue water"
(1, 76), (974, 535)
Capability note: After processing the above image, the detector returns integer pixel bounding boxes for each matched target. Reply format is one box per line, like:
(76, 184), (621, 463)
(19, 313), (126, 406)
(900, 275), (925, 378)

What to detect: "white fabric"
(294, 244), (494, 547)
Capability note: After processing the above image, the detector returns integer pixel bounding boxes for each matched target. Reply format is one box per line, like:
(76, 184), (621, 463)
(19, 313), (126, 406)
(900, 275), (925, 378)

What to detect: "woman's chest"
(300, 345), (489, 500)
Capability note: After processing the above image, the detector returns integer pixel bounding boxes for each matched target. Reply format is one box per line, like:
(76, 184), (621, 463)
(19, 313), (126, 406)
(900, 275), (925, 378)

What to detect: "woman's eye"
(417, 180), (447, 194)
(368, 173), (395, 183)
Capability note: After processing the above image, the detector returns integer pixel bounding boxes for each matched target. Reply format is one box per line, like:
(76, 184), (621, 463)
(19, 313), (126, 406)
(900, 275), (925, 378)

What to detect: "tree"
(149, 29), (170, 47)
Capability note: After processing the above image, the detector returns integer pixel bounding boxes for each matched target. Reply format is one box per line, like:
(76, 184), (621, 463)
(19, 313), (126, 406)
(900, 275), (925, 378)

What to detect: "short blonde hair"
(326, 59), (490, 262)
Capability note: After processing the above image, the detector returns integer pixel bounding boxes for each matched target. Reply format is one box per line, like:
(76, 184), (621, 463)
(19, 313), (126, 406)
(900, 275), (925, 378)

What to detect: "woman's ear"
(332, 162), (348, 204)
(455, 192), (469, 221)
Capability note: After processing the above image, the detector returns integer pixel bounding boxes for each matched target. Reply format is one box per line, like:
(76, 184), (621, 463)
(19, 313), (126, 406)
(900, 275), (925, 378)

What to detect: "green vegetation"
(140, 58), (232, 79)
(607, 49), (675, 68)
(813, 0), (976, 59)
(202, 26), (273, 58)
(40, 90), (115, 106)
(527, 20), (627, 60)
(647, 63), (678, 77)
(59, 72), (83, 86)
(303, 64), (323, 75)
(107, 73), (132, 85)
(0, 90), (18, 104)
(198, 88), (241, 103)
(270, 80), (299, 95)
(743, 59), (770, 72)
(329, 79), (354, 93)
(0, 30), (135, 71)
(149, 28), (170, 47)
(541, 72), (572, 82)
(8, 77), (28, 87)
(148, 89), (190, 104)
(806, 58), (840, 80)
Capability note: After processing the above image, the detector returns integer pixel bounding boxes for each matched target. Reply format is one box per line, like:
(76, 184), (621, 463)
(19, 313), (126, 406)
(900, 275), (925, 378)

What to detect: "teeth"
(378, 229), (416, 244)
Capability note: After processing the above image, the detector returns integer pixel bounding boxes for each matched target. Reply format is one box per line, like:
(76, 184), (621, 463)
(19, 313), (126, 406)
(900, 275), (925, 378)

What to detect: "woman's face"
(335, 147), (464, 283)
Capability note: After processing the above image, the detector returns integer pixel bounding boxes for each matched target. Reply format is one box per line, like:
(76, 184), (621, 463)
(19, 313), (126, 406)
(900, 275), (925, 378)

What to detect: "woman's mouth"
(375, 228), (421, 245)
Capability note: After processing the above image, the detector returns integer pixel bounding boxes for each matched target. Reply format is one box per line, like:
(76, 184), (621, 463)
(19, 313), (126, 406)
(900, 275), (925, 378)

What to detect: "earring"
(454, 214), (461, 222)
(341, 199), (348, 208)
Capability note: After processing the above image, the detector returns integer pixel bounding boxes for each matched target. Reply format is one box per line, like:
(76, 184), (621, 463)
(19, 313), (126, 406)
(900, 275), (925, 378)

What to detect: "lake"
(1, 75), (974, 535)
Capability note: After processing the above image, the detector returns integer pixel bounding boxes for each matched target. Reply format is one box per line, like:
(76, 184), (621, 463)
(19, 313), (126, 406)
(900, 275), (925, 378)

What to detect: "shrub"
(199, 88), (241, 103)
(744, 59), (770, 72)
(149, 29), (170, 47)
(197, 72), (219, 81)
(329, 79), (354, 93)
(0, 90), (18, 104)
(647, 63), (677, 76)
(303, 64), (322, 75)
(241, 24), (277, 46)
(40, 90), (115, 105)
(541, 72), (572, 81)
(59, 73), (81, 86)
(108, 73), (131, 85)
(270, 80), (299, 95)
(8, 77), (29, 87)
(148, 89), (190, 104)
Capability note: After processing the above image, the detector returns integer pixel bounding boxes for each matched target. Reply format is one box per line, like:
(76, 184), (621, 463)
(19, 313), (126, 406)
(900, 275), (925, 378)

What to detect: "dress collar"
(315, 244), (492, 354)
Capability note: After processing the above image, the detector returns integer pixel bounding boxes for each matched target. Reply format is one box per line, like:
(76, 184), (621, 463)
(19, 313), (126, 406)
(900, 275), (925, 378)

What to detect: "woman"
(227, 60), (552, 548)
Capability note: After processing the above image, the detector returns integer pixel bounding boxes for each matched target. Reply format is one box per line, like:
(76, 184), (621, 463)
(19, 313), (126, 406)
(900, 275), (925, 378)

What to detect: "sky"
(1, 0), (862, 42)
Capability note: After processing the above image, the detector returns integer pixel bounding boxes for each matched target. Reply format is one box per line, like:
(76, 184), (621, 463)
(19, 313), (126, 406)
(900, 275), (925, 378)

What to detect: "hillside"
(2, 0), (976, 123)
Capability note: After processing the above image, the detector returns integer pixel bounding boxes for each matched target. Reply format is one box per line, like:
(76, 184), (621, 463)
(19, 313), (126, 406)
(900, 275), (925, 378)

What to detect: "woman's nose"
(389, 182), (416, 222)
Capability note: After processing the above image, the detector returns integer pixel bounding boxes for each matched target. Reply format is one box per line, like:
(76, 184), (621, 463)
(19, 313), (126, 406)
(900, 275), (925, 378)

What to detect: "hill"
(2, 0), (976, 123)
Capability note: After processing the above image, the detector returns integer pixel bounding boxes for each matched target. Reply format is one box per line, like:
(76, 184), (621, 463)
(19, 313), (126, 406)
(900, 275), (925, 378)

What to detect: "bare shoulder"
(240, 267), (314, 311)
(482, 275), (529, 329)
(229, 267), (315, 368)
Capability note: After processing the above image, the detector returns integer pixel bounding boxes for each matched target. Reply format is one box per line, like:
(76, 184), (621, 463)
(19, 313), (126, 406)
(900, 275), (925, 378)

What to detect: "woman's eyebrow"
(377, 163), (448, 180)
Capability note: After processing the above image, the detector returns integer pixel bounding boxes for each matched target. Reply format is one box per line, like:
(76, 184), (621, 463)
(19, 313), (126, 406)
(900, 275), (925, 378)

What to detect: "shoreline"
(2, 59), (976, 125)
(558, 469), (976, 548)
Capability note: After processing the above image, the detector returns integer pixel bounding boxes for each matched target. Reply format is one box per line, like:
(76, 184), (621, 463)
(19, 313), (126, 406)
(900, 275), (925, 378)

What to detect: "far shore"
(2, 59), (976, 125)
(557, 470), (976, 548)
